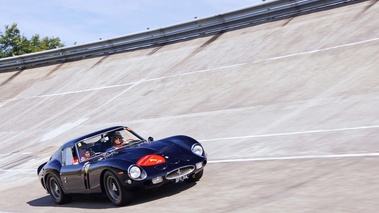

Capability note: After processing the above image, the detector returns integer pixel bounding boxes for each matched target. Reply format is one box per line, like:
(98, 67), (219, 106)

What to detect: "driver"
(106, 131), (124, 151)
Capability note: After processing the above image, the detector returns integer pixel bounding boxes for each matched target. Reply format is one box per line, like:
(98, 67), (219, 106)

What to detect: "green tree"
(0, 23), (64, 58)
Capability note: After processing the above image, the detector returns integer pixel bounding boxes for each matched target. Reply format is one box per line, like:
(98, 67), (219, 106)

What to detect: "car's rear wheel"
(46, 174), (71, 204)
(103, 171), (133, 206)
(185, 169), (204, 183)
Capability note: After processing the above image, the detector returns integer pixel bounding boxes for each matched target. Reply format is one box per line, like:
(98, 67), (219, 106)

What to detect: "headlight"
(128, 166), (141, 179)
(191, 144), (204, 156)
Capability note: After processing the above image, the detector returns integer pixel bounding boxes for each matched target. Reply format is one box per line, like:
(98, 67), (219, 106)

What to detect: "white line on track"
(262, 37), (379, 62)
(4, 82), (136, 101)
(208, 152), (379, 163)
(1, 37), (378, 103)
(199, 125), (379, 142)
(0, 169), (35, 172)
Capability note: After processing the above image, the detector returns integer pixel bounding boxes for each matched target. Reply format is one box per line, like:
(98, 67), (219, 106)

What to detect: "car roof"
(61, 126), (126, 148)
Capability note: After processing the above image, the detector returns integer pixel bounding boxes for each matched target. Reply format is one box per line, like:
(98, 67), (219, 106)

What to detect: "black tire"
(46, 174), (71, 204)
(103, 171), (133, 206)
(185, 169), (204, 183)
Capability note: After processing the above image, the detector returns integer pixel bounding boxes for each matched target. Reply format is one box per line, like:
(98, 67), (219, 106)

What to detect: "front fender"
(160, 135), (202, 151)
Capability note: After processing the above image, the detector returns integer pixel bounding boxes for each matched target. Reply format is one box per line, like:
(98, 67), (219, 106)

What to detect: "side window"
(62, 147), (77, 166)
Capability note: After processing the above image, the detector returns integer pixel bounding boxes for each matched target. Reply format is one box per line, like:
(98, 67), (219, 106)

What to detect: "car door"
(60, 146), (86, 193)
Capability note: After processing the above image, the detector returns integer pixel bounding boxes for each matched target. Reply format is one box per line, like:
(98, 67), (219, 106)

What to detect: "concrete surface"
(0, 1), (378, 212)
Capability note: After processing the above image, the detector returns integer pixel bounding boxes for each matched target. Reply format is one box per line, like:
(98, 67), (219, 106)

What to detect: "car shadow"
(131, 181), (197, 206)
(27, 182), (197, 209)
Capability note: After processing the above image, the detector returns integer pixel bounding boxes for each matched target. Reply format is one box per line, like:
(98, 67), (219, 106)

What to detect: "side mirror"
(148, 137), (154, 142)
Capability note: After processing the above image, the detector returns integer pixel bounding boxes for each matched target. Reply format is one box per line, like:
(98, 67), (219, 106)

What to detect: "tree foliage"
(0, 23), (65, 58)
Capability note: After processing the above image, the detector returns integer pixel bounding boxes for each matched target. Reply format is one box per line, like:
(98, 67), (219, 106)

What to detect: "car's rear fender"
(37, 162), (47, 175)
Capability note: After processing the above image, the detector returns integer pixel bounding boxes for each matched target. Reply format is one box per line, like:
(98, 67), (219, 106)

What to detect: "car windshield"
(76, 128), (142, 162)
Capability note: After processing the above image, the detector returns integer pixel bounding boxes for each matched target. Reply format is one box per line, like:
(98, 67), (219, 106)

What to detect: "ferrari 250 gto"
(37, 126), (207, 206)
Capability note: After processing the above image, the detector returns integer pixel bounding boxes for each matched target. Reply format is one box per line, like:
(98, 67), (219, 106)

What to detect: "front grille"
(166, 165), (195, 180)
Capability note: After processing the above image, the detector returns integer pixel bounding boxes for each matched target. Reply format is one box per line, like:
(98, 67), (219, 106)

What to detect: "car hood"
(113, 139), (193, 164)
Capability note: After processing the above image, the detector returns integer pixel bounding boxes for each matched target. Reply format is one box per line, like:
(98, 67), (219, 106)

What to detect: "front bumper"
(119, 160), (207, 189)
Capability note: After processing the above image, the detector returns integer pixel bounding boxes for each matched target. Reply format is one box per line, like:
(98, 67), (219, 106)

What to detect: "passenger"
(77, 142), (89, 162)
(81, 150), (91, 161)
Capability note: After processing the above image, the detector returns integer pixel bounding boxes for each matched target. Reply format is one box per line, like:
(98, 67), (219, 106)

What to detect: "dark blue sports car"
(37, 126), (207, 206)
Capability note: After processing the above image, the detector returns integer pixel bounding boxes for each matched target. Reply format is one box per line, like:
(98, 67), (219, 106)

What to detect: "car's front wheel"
(185, 169), (204, 183)
(103, 171), (133, 206)
(46, 174), (71, 204)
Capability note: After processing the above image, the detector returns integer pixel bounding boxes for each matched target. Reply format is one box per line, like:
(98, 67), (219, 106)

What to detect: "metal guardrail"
(0, 0), (365, 72)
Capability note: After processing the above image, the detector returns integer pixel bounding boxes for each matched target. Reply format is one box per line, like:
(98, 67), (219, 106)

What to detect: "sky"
(1, 0), (272, 47)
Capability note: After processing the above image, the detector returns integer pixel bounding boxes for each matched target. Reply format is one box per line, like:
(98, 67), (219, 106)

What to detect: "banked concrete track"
(0, 1), (379, 212)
